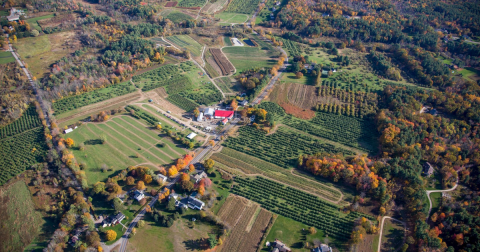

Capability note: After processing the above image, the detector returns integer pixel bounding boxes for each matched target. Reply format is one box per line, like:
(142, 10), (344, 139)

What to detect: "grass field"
(223, 46), (279, 72)
(14, 31), (75, 77)
(166, 35), (203, 57)
(281, 72), (316, 85)
(214, 76), (240, 93)
(165, 11), (194, 23)
(0, 181), (45, 252)
(262, 216), (338, 251)
(216, 12), (249, 24)
(177, 0), (207, 7)
(0, 51), (15, 64)
(223, 36), (232, 46)
(430, 192), (442, 214)
(26, 14), (55, 31)
(65, 115), (186, 185)
(380, 219), (405, 252)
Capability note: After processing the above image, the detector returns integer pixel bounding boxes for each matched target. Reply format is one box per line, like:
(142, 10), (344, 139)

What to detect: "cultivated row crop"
(232, 176), (375, 240)
(166, 94), (198, 111)
(0, 107), (41, 140)
(225, 0), (262, 14)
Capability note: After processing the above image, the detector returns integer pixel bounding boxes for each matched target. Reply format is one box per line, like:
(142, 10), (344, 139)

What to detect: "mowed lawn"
(263, 216), (341, 251)
(26, 14), (55, 31)
(380, 219), (405, 252)
(223, 46), (279, 72)
(166, 35), (203, 57)
(216, 12), (249, 24)
(0, 51), (15, 64)
(66, 115), (186, 185)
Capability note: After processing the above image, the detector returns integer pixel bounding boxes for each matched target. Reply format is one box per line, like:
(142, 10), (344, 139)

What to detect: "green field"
(281, 72), (316, 85)
(216, 12), (249, 23)
(0, 181), (45, 252)
(223, 46), (279, 72)
(214, 76), (240, 93)
(65, 115), (186, 185)
(223, 36), (233, 46)
(177, 0), (207, 7)
(0, 51), (15, 64)
(224, 0), (261, 14)
(26, 14), (55, 31)
(430, 192), (442, 214)
(263, 216), (334, 251)
(166, 35), (203, 57)
(165, 11), (194, 23)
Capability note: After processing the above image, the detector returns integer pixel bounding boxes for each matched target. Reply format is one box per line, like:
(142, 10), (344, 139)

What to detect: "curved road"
(426, 177), (458, 218)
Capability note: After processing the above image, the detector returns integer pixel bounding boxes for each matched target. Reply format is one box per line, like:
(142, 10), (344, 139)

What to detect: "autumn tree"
(208, 140), (215, 146)
(204, 159), (215, 170)
(193, 108), (200, 117)
(189, 164), (195, 173)
(156, 124), (162, 130)
(139, 198), (147, 205)
(181, 173), (190, 181)
(198, 185), (205, 196)
(309, 227), (316, 234)
(136, 181), (146, 190)
(93, 182), (106, 194)
(295, 72), (304, 79)
(168, 167), (178, 177)
(65, 138), (74, 148)
(106, 230), (117, 241)
(231, 99), (238, 111)
(126, 176), (135, 185)
(144, 174), (152, 184)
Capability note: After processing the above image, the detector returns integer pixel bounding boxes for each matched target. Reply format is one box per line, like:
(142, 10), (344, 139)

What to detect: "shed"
(221, 118), (228, 125)
(64, 128), (73, 134)
(187, 132), (197, 139)
(197, 112), (204, 121)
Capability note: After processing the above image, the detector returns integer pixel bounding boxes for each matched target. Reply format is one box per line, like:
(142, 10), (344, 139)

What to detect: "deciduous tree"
(136, 181), (146, 190)
(106, 230), (117, 241)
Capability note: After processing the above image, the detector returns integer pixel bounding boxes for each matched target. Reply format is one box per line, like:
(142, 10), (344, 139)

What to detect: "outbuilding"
(214, 110), (234, 119)
(187, 132), (197, 139)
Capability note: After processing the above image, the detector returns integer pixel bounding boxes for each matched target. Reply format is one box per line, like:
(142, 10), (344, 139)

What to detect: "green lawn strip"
(95, 123), (165, 165)
(223, 36), (232, 46)
(166, 35), (202, 57)
(26, 14), (55, 31)
(380, 219), (405, 251)
(110, 117), (158, 146)
(120, 115), (187, 156)
(430, 192), (442, 214)
(69, 125), (140, 184)
(209, 171), (231, 214)
(138, 105), (175, 127)
(104, 121), (172, 163)
(281, 72), (316, 85)
(0, 56), (16, 64)
(262, 215), (340, 252)
(139, 104), (193, 135)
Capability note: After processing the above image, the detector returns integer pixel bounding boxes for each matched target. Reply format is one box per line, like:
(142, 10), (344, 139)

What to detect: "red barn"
(214, 110), (234, 119)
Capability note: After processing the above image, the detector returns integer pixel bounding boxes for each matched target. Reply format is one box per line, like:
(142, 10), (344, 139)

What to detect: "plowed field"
(210, 48), (235, 75)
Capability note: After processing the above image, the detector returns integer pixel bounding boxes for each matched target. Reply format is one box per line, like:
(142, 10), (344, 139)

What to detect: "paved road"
(377, 216), (406, 252)
(252, 50), (287, 105)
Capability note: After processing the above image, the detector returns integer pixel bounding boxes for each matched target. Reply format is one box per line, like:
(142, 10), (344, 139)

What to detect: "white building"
(239, 100), (248, 106)
(204, 108), (214, 117)
(197, 112), (204, 121)
(156, 174), (167, 183)
(187, 132), (197, 139)
(187, 196), (205, 210)
(133, 190), (145, 202)
(312, 244), (332, 252)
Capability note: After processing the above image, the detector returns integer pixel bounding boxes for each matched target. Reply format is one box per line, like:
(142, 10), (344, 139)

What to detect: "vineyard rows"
(225, 0), (262, 14)
(221, 203), (258, 251)
(231, 177), (375, 240)
(52, 81), (135, 115)
(0, 107), (41, 140)
(166, 94), (198, 111)
(223, 126), (355, 168)
(277, 38), (302, 56)
(212, 147), (343, 202)
(0, 127), (48, 186)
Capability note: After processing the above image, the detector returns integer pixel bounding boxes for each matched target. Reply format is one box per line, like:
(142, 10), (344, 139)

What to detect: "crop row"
(225, 0), (262, 14)
(52, 81), (135, 115)
(278, 38), (301, 56)
(231, 177), (375, 240)
(0, 127), (48, 186)
(0, 107), (41, 140)
(223, 126), (354, 168)
(181, 83), (222, 105)
(177, 0), (207, 7)
(166, 94), (198, 112)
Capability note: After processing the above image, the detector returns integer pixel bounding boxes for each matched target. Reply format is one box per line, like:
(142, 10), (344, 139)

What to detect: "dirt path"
(83, 124), (158, 168)
(116, 116), (184, 157)
(377, 216), (406, 252)
(94, 122), (169, 164)
(426, 177), (458, 218)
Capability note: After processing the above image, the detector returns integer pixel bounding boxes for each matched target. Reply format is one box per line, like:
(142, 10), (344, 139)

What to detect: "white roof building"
(156, 174), (167, 183)
(64, 128), (73, 134)
(197, 112), (204, 121)
(312, 244), (332, 252)
(187, 132), (197, 139)
(204, 108), (214, 117)
(133, 190), (145, 202)
(239, 100), (248, 106)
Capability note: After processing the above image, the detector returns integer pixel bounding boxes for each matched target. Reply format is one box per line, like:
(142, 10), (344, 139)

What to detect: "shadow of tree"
(183, 238), (209, 251)
(84, 139), (103, 145)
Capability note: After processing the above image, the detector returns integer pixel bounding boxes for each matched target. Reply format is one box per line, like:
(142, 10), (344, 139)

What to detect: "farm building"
(269, 239), (291, 252)
(422, 162), (434, 177)
(64, 128), (73, 134)
(214, 110), (234, 119)
(187, 196), (205, 210)
(197, 112), (204, 121)
(204, 108), (214, 117)
(312, 244), (332, 252)
(156, 174), (168, 183)
(187, 132), (197, 139)
(221, 118), (229, 125)
(7, 8), (25, 22)
(191, 171), (207, 183)
(133, 190), (145, 202)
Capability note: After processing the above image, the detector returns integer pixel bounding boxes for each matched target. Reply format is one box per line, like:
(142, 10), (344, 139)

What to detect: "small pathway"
(377, 216), (406, 252)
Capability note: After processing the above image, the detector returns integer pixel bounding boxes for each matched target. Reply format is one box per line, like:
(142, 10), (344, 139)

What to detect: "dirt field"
(165, 1), (178, 7)
(268, 83), (316, 119)
(218, 195), (273, 252)
(210, 48), (235, 75)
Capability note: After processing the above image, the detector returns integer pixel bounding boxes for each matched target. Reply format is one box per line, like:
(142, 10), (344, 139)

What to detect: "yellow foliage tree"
(106, 230), (117, 241)
(65, 138), (74, 148)
(168, 168), (178, 177)
(143, 174), (152, 184)
(136, 181), (146, 190)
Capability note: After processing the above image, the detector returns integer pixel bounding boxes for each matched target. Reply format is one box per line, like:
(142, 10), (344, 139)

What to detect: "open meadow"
(166, 35), (203, 57)
(380, 219), (405, 252)
(223, 46), (279, 72)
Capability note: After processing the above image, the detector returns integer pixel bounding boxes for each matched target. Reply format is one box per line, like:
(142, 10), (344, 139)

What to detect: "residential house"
(312, 244), (332, 252)
(422, 162), (434, 177)
(429, 108), (438, 116)
(7, 8), (25, 22)
(133, 190), (145, 202)
(239, 100), (248, 106)
(187, 196), (205, 210)
(191, 171), (207, 184)
(275, 1), (281, 5)
(214, 110), (234, 119)
(169, 192), (180, 201)
(270, 239), (291, 252)
(112, 212), (125, 225)
(156, 174), (168, 184)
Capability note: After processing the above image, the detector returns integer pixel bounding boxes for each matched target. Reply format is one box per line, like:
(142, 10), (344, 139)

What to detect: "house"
(312, 244), (332, 252)
(275, 1), (281, 5)
(7, 8), (24, 22)
(197, 112), (204, 121)
(270, 239), (291, 252)
(322, 13), (329, 17)
(169, 192), (180, 201)
(191, 171), (207, 183)
(156, 174), (168, 183)
(239, 100), (248, 106)
(187, 132), (197, 139)
(187, 196), (205, 210)
(133, 190), (145, 202)
(112, 212), (125, 225)
(221, 118), (229, 125)
(204, 108), (215, 117)
(423, 162), (434, 177)
(70, 229), (82, 245)
(214, 110), (234, 119)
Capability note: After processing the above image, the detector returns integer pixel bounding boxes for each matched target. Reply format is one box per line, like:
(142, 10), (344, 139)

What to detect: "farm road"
(426, 177), (458, 218)
(377, 216), (406, 252)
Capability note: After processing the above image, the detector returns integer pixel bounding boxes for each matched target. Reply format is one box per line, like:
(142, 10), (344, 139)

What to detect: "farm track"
(116, 115), (184, 157)
(210, 48), (235, 76)
(57, 90), (142, 124)
(82, 124), (158, 168)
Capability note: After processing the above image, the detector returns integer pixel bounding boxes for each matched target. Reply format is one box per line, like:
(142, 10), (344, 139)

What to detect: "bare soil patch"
(210, 48), (234, 75)
(165, 1), (178, 7)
